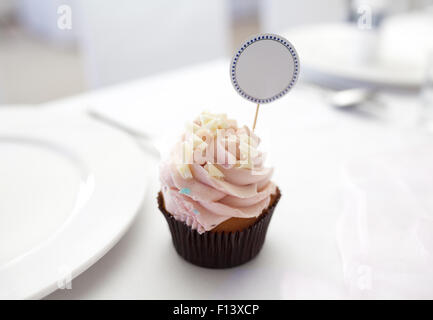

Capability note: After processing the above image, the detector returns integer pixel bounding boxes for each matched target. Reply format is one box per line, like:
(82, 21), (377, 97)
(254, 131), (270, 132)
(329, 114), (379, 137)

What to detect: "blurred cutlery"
(327, 88), (387, 120)
(328, 88), (376, 109)
(87, 109), (160, 158)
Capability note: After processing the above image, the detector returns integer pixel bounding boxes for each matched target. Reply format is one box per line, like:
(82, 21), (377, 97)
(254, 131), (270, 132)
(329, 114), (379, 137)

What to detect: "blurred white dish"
(380, 10), (433, 73)
(0, 109), (150, 299)
(284, 23), (424, 90)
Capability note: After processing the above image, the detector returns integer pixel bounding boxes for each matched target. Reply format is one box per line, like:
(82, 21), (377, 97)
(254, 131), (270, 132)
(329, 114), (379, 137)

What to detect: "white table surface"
(41, 59), (432, 299)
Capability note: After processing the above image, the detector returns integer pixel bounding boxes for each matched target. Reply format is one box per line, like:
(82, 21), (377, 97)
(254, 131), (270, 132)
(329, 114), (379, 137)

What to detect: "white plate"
(284, 24), (424, 90)
(0, 108), (151, 299)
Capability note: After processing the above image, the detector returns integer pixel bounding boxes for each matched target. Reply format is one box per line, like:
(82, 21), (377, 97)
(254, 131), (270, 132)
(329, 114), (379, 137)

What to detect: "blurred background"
(0, 0), (432, 104)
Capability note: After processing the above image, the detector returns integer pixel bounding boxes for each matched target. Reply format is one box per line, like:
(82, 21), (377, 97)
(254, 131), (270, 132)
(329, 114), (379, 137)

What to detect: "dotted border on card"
(230, 33), (300, 104)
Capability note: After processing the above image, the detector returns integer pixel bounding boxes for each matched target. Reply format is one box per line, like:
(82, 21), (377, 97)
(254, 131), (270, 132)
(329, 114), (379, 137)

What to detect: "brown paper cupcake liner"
(157, 188), (281, 269)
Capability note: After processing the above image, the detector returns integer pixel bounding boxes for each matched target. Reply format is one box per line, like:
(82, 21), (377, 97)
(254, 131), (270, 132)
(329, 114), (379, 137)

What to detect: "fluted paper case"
(158, 189), (281, 268)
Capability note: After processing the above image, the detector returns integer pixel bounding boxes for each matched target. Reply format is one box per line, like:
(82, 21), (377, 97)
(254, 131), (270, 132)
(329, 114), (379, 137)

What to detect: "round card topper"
(230, 33), (299, 104)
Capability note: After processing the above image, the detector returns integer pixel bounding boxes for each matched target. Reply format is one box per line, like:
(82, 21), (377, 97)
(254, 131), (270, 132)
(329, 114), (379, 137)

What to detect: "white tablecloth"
(43, 59), (433, 299)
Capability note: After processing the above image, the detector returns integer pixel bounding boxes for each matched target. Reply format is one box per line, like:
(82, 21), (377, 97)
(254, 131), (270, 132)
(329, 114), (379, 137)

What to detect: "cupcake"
(158, 111), (280, 268)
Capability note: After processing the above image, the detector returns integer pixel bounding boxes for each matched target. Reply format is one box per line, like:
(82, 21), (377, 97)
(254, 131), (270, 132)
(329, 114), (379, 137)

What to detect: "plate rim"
(0, 109), (151, 299)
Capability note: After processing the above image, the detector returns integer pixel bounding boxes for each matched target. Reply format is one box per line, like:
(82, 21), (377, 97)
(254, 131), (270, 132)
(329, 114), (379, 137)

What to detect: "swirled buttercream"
(159, 111), (276, 233)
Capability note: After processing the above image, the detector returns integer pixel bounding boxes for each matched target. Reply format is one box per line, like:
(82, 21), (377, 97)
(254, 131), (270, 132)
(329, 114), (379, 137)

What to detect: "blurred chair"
(74, 0), (230, 88)
(259, 0), (348, 32)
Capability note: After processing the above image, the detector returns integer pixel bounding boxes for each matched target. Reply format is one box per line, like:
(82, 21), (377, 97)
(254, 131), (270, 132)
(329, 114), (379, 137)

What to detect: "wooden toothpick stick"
(252, 103), (260, 131)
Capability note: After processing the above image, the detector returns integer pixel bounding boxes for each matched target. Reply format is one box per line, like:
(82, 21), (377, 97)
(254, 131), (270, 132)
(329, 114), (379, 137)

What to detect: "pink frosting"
(159, 114), (276, 233)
